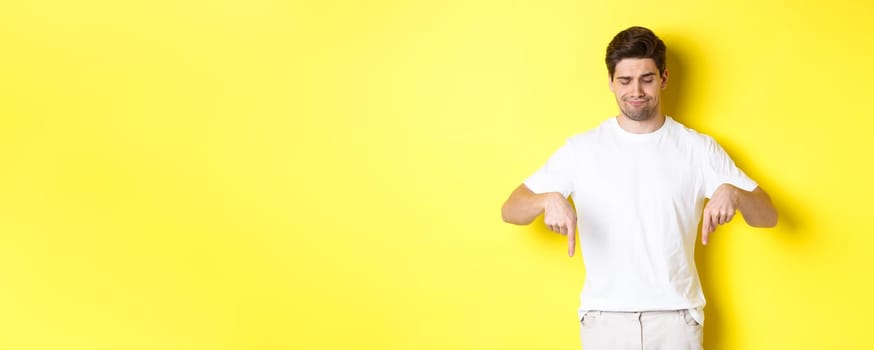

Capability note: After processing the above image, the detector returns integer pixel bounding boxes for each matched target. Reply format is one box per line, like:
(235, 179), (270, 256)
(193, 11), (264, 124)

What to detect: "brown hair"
(605, 26), (666, 80)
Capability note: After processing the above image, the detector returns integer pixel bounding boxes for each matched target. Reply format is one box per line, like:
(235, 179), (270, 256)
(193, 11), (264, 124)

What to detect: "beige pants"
(580, 310), (703, 350)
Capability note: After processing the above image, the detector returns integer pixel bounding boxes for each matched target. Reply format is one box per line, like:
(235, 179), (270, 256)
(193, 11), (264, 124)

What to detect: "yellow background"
(1, 0), (872, 349)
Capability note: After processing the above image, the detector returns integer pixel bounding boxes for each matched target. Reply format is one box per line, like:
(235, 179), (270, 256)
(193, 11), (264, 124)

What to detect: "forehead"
(614, 58), (659, 77)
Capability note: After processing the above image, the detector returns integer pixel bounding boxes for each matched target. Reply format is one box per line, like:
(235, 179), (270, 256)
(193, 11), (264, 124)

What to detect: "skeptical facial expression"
(610, 58), (668, 122)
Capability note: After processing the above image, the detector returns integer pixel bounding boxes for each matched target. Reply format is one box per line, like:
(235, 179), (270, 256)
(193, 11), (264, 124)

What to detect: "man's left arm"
(702, 184), (778, 245)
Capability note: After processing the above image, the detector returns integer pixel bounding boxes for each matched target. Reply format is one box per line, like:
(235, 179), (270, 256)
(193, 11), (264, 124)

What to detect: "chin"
(624, 111), (654, 122)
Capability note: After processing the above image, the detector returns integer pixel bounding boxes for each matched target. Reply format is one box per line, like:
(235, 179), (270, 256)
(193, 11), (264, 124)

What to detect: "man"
(501, 26), (777, 350)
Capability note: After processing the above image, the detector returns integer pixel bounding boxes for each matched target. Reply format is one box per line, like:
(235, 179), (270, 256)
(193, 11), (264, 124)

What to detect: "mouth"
(625, 99), (647, 107)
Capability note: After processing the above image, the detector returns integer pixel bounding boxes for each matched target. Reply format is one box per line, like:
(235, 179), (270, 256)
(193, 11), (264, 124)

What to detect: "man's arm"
(701, 184), (778, 245)
(502, 184), (578, 256)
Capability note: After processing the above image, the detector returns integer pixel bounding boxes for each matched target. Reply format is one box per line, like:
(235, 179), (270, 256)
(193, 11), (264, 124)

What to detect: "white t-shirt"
(524, 116), (757, 325)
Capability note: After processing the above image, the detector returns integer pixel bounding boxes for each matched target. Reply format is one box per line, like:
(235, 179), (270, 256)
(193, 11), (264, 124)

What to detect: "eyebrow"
(616, 72), (657, 80)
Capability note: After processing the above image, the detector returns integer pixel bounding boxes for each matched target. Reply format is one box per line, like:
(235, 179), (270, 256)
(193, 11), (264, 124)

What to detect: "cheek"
(613, 86), (628, 96)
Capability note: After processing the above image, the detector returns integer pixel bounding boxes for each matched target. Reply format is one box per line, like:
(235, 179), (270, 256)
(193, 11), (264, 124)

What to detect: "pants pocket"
(580, 310), (600, 327)
(681, 309), (702, 327)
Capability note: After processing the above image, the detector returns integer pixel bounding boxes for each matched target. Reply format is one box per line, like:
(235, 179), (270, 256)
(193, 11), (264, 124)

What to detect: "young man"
(501, 26), (777, 349)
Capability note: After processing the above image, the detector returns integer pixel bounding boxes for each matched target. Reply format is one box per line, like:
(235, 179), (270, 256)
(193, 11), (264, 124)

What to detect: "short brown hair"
(605, 26), (666, 80)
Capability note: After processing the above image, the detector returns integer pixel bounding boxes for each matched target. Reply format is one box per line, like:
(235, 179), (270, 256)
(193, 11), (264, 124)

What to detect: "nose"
(631, 81), (644, 97)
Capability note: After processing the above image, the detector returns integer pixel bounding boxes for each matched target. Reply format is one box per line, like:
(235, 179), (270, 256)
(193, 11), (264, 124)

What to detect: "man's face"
(609, 58), (668, 122)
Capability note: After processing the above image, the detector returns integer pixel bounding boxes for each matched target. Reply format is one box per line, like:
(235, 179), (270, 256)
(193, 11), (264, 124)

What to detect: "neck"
(616, 113), (666, 134)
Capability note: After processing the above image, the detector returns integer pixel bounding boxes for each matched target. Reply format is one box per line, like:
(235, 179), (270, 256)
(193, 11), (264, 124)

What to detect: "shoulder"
(666, 117), (718, 148)
(565, 118), (615, 146)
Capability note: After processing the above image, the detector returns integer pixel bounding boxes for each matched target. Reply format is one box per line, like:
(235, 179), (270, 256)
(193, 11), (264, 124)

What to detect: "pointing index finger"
(568, 221), (576, 257)
(702, 212), (711, 246)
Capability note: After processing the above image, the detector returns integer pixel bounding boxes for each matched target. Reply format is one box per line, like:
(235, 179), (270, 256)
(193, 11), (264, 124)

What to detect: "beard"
(620, 100), (657, 121)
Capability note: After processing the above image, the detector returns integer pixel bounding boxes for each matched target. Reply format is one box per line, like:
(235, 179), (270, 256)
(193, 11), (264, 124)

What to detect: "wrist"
(538, 192), (563, 211)
(723, 183), (742, 205)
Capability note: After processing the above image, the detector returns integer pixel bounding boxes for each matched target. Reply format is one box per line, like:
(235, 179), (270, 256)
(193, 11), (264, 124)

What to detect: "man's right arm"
(501, 183), (578, 256)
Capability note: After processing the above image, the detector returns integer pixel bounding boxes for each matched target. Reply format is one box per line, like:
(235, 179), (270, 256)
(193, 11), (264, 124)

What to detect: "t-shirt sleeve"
(523, 138), (576, 198)
(702, 136), (758, 198)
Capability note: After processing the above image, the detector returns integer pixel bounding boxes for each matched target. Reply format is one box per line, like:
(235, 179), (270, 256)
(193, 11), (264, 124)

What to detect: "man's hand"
(501, 184), (579, 257)
(542, 193), (577, 257)
(701, 184), (740, 245)
(701, 184), (779, 245)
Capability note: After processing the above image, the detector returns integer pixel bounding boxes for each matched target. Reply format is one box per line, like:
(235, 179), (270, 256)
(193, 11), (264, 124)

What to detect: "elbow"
(751, 210), (778, 228)
(501, 203), (529, 225)
(765, 211), (779, 228)
(761, 195), (779, 228)
(501, 205), (510, 223)
(501, 205), (518, 224)
(763, 203), (779, 227)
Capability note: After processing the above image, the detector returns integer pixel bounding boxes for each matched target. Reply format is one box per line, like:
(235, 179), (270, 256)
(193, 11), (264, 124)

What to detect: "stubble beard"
(621, 103), (656, 122)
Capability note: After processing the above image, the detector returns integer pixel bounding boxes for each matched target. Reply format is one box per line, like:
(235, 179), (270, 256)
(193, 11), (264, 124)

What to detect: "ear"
(608, 73), (615, 93)
(660, 69), (669, 89)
